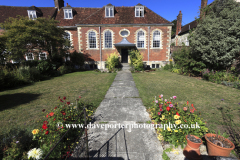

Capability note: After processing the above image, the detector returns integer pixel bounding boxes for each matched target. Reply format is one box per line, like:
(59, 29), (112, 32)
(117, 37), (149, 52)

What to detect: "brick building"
(0, 0), (173, 69)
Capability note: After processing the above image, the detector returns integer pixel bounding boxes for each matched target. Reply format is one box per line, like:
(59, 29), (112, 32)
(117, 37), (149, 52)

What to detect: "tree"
(189, 0), (240, 70)
(0, 16), (71, 62)
(171, 19), (177, 36)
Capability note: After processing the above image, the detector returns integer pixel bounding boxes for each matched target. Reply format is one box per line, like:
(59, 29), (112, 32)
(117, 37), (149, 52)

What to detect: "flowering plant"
(30, 96), (91, 159)
(149, 94), (208, 148)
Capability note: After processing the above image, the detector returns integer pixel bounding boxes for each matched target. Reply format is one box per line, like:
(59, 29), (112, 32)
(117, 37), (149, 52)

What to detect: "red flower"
(159, 108), (163, 112)
(42, 109), (45, 112)
(45, 131), (49, 135)
(166, 106), (170, 111)
(63, 96), (66, 100)
(49, 112), (54, 116)
(187, 101), (189, 105)
(62, 112), (66, 115)
(43, 121), (48, 124)
(67, 102), (70, 105)
(159, 95), (161, 98)
(79, 96), (81, 98)
(46, 114), (49, 118)
(63, 118), (66, 121)
(60, 99), (63, 102)
(176, 112), (180, 116)
(42, 124), (48, 130)
(54, 107), (57, 110)
(170, 102), (172, 104)
(53, 118), (56, 121)
(58, 96), (60, 99)
(190, 109), (195, 113)
(191, 104), (197, 110)
(158, 112), (161, 115)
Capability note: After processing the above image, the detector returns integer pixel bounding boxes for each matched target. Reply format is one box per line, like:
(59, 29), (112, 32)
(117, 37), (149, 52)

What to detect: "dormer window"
(64, 9), (73, 19)
(28, 10), (37, 20)
(105, 6), (114, 17)
(135, 6), (144, 17)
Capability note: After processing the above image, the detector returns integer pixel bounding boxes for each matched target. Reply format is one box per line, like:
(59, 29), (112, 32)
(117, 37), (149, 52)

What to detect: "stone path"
(71, 63), (163, 160)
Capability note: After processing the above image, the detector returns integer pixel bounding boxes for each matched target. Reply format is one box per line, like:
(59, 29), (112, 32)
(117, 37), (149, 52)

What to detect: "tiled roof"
(0, 6), (57, 23)
(178, 19), (198, 35)
(0, 5), (172, 26)
(55, 6), (171, 26)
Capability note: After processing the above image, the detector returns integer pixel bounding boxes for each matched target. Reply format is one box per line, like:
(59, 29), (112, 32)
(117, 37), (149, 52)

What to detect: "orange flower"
(46, 114), (48, 118)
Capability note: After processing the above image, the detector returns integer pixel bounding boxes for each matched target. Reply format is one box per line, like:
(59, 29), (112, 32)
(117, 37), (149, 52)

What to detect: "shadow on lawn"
(0, 93), (41, 111)
(218, 107), (240, 158)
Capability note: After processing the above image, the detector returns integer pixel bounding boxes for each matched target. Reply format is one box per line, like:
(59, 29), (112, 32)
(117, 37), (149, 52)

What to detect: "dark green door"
(121, 49), (128, 63)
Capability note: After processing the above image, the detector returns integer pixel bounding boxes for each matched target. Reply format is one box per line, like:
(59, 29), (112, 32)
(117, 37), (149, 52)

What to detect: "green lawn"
(132, 70), (240, 133)
(0, 71), (116, 136)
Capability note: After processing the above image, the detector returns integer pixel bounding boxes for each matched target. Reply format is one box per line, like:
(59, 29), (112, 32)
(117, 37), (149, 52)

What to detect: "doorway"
(121, 49), (128, 63)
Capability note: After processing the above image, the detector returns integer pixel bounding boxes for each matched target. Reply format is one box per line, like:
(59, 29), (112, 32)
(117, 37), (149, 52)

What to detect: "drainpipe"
(99, 26), (102, 69)
(148, 26), (150, 65)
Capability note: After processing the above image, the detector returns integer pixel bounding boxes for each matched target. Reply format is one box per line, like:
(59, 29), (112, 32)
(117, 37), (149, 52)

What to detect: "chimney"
(54, 0), (64, 11)
(200, 0), (208, 19)
(175, 11), (182, 46)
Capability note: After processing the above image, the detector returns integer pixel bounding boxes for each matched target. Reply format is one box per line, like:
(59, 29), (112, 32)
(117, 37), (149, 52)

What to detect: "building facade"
(0, 1), (173, 69)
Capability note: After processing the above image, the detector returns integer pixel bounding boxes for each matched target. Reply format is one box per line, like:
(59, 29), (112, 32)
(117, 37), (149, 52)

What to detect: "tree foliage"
(189, 0), (240, 70)
(0, 16), (71, 61)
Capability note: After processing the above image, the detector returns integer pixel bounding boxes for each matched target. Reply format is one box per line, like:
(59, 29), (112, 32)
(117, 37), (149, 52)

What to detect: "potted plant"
(183, 134), (203, 160)
(205, 133), (235, 157)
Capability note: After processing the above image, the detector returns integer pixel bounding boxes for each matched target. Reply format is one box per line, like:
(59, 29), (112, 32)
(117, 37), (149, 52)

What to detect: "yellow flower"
(175, 120), (181, 125)
(167, 127), (171, 131)
(162, 115), (165, 119)
(174, 130), (178, 132)
(32, 129), (39, 135)
(174, 115), (180, 119)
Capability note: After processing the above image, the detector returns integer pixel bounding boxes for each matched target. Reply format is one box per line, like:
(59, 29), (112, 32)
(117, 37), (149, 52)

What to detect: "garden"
(0, 71), (116, 159)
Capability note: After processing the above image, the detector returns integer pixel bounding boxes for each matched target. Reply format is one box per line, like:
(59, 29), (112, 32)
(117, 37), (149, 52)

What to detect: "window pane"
(153, 31), (160, 48)
(137, 31), (144, 48)
(89, 31), (96, 48)
(106, 8), (109, 17)
(110, 8), (113, 16)
(69, 11), (72, 18)
(152, 64), (155, 68)
(105, 31), (112, 48)
(65, 10), (68, 19)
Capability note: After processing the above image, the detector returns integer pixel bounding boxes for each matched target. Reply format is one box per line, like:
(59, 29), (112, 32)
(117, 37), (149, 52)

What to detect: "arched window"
(153, 31), (160, 48)
(137, 31), (145, 48)
(105, 31), (112, 48)
(89, 31), (96, 48)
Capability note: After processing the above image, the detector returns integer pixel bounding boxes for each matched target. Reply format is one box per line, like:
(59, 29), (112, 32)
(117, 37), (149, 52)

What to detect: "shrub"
(129, 50), (144, 71)
(163, 62), (174, 70)
(37, 60), (53, 75)
(57, 65), (71, 75)
(150, 95), (208, 148)
(69, 51), (85, 67)
(190, 0), (240, 70)
(105, 52), (120, 71)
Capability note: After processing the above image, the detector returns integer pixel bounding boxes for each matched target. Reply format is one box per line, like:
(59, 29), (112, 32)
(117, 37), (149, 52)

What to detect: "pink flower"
(173, 96), (177, 99)
(183, 107), (187, 111)
(158, 112), (161, 115)
(190, 109), (195, 113)
(165, 99), (167, 102)
(159, 108), (163, 112)
(169, 104), (173, 107)
(155, 100), (158, 103)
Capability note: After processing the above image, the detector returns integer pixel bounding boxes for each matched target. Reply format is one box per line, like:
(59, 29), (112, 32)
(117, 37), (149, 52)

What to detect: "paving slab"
(71, 64), (164, 160)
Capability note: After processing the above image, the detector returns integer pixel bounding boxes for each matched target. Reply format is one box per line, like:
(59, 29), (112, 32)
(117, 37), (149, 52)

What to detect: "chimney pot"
(67, 3), (68, 6)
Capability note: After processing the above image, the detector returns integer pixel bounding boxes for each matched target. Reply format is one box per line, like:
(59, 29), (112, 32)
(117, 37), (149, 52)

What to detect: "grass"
(0, 71), (116, 137)
(132, 70), (240, 133)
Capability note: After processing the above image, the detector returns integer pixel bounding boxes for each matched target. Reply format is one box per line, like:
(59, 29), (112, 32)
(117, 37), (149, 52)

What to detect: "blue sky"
(1, 0), (215, 25)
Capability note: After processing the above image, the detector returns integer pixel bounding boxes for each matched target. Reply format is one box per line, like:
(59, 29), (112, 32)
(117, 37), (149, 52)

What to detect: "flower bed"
(149, 94), (208, 148)
(2, 96), (93, 160)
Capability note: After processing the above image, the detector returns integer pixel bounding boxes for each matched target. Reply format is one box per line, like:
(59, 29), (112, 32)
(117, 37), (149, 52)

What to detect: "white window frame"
(135, 7), (144, 17)
(137, 31), (145, 48)
(39, 52), (47, 60)
(153, 31), (161, 48)
(27, 10), (37, 20)
(104, 31), (112, 48)
(105, 7), (114, 17)
(88, 31), (97, 49)
(26, 53), (34, 61)
(64, 9), (73, 19)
